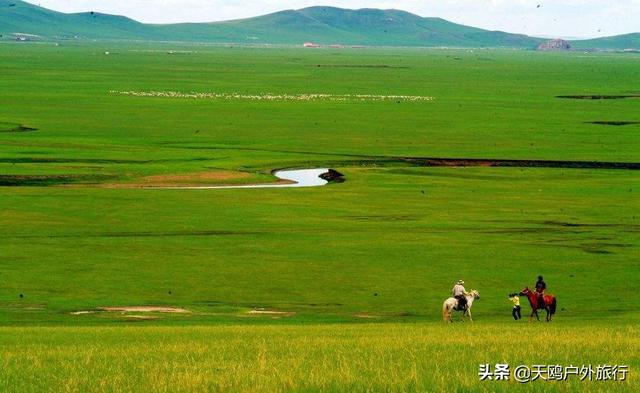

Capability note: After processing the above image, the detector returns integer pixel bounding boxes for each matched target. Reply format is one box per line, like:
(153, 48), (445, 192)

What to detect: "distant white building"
(303, 42), (320, 48)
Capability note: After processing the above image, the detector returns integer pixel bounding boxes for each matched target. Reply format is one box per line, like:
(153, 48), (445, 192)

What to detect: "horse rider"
(535, 275), (546, 307)
(452, 280), (468, 311)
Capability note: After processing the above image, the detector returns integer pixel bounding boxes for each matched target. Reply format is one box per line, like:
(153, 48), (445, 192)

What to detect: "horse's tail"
(549, 296), (557, 315)
(442, 301), (449, 322)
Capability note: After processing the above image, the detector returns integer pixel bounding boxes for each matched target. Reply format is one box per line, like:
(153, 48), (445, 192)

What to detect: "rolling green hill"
(0, 0), (542, 47)
(571, 33), (640, 50)
(0, 0), (152, 39)
(1, 1), (638, 49)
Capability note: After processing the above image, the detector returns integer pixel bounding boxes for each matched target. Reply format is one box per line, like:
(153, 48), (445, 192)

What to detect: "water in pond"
(155, 168), (329, 189)
(273, 168), (329, 188)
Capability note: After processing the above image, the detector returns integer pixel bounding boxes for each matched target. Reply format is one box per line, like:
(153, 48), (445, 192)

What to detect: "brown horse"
(519, 287), (556, 322)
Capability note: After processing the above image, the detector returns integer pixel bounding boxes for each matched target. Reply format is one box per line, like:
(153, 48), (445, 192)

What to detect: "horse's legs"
(467, 308), (473, 323)
(530, 309), (540, 322)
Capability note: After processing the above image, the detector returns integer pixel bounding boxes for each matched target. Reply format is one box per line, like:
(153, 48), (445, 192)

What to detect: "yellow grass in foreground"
(0, 323), (637, 392)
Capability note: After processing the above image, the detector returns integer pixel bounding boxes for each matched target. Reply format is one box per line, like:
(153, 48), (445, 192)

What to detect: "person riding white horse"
(443, 285), (480, 323)
(452, 279), (468, 311)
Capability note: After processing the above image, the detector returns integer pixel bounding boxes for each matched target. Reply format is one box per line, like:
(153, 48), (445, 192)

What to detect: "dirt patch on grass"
(106, 170), (253, 188)
(246, 309), (296, 317)
(586, 121), (640, 126)
(353, 313), (382, 319)
(99, 306), (190, 313)
(141, 170), (251, 183)
(70, 306), (190, 317)
(556, 95), (640, 100)
(120, 315), (159, 321)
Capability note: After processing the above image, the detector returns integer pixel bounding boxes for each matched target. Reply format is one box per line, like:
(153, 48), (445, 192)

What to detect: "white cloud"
(25, 0), (640, 38)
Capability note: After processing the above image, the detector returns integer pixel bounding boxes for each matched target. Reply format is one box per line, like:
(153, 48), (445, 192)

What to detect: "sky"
(25, 0), (640, 39)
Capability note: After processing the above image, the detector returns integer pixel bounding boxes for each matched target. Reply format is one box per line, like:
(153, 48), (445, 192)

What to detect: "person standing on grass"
(509, 293), (521, 320)
(535, 275), (546, 307)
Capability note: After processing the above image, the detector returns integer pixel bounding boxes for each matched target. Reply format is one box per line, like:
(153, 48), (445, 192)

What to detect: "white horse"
(442, 290), (480, 323)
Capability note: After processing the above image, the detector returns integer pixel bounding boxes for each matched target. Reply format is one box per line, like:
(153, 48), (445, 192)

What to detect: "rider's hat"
(457, 279), (464, 285)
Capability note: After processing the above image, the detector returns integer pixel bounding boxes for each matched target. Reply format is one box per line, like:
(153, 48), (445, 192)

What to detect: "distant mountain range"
(1, 0), (639, 49)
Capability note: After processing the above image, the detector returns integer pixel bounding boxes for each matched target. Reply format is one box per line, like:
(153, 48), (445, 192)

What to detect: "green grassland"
(0, 42), (639, 391)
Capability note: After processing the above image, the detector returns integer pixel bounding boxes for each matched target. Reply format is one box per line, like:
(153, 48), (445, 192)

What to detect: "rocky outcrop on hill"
(537, 39), (571, 51)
